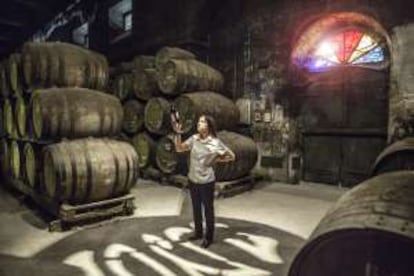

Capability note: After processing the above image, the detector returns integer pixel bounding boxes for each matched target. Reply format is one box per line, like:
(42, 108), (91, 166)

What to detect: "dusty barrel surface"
(132, 69), (159, 101)
(0, 104), (3, 137)
(24, 142), (43, 189)
(43, 138), (139, 204)
(21, 42), (108, 90)
(144, 97), (172, 135)
(155, 47), (195, 69)
(9, 140), (24, 180)
(371, 137), (414, 176)
(0, 61), (11, 97)
(213, 131), (258, 181)
(7, 53), (23, 97)
(289, 171), (414, 276)
(113, 73), (133, 101)
(3, 99), (18, 139)
(158, 59), (224, 95)
(15, 96), (27, 138)
(155, 135), (188, 174)
(131, 132), (156, 169)
(122, 100), (145, 134)
(173, 92), (239, 134)
(30, 87), (123, 139)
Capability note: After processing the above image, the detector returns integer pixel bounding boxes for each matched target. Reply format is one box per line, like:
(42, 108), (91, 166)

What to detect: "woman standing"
(173, 114), (235, 248)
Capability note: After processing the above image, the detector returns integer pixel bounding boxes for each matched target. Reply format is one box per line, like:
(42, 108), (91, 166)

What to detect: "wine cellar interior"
(1, 0), (414, 275)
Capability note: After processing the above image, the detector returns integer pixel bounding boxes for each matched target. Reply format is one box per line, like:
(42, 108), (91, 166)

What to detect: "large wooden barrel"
(43, 138), (139, 204)
(158, 59), (224, 95)
(9, 140), (24, 180)
(24, 142), (43, 189)
(15, 96), (27, 138)
(371, 137), (414, 176)
(112, 56), (155, 76)
(30, 88), (123, 139)
(0, 103), (3, 137)
(144, 97), (172, 135)
(131, 132), (156, 169)
(22, 42), (108, 90)
(7, 53), (23, 97)
(113, 73), (133, 101)
(3, 99), (18, 139)
(122, 100), (145, 134)
(213, 131), (258, 181)
(0, 61), (11, 97)
(155, 135), (188, 174)
(7, 54), (23, 95)
(155, 47), (196, 69)
(133, 55), (155, 70)
(0, 138), (10, 177)
(173, 92), (240, 134)
(132, 69), (159, 101)
(289, 171), (414, 276)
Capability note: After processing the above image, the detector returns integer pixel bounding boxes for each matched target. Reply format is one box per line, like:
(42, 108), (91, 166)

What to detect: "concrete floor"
(0, 179), (346, 274)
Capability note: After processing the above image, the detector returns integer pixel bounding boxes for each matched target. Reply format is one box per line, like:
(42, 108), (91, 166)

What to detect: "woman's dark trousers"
(189, 182), (215, 242)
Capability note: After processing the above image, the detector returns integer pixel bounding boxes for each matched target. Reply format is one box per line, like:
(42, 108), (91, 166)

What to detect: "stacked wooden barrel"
(109, 46), (256, 182)
(0, 42), (139, 206)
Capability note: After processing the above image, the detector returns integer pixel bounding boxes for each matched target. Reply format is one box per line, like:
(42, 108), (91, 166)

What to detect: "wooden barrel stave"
(122, 100), (145, 135)
(22, 42), (108, 90)
(132, 69), (159, 101)
(31, 87), (123, 139)
(158, 59), (224, 95)
(155, 135), (188, 175)
(155, 47), (195, 69)
(289, 171), (414, 276)
(131, 132), (156, 169)
(173, 92), (239, 134)
(213, 131), (258, 181)
(144, 97), (172, 135)
(43, 138), (139, 204)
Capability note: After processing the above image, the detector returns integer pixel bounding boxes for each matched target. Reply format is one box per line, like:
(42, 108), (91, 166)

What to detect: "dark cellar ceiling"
(1, 0), (414, 60)
(0, 0), (74, 60)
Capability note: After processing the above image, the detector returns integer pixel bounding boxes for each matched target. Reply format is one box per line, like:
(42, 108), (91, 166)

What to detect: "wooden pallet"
(162, 174), (256, 198)
(215, 175), (256, 198)
(8, 179), (135, 232)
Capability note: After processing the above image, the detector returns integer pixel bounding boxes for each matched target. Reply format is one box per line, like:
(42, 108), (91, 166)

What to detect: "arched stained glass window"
(305, 29), (385, 72)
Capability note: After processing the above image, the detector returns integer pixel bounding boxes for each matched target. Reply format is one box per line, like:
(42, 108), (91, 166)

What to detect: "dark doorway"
(301, 67), (388, 187)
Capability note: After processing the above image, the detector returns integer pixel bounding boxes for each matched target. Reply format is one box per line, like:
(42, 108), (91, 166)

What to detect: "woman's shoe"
(201, 239), (212, 248)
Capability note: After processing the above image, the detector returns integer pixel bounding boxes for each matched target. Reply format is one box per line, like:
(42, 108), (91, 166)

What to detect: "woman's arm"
(174, 133), (191, 152)
(215, 150), (236, 162)
(172, 121), (192, 152)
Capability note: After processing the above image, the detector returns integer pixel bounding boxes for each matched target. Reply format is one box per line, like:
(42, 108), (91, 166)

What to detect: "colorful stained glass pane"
(351, 46), (384, 64)
(341, 30), (363, 63)
(348, 34), (378, 63)
(305, 30), (385, 71)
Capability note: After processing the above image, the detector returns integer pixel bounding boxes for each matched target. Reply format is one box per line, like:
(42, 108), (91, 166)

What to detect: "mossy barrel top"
(22, 42), (108, 90)
(158, 59), (224, 95)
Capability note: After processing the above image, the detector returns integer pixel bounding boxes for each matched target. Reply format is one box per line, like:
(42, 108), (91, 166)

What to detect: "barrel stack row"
(109, 46), (258, 182)
(0, 41), (139, 206)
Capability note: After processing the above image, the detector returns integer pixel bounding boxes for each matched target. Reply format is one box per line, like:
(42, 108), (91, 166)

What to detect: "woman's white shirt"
(184, 134), (232, 184)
